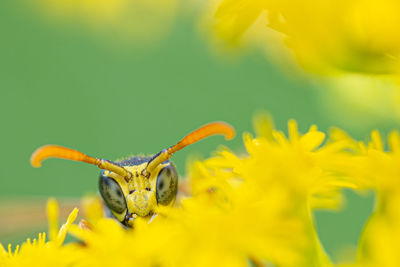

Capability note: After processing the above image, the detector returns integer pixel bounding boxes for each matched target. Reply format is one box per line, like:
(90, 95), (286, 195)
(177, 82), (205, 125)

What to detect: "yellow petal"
(370, 130), (384, 151)
(299, 131), (326, 151)
(56, 208), (79, 247)
(46, 198), (59, 242)
(388, 131), (400, 153)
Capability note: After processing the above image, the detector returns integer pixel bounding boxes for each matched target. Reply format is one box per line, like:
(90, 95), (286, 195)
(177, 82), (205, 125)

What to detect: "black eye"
(99, 175), (127, 213)
(156, 165), (178, 205)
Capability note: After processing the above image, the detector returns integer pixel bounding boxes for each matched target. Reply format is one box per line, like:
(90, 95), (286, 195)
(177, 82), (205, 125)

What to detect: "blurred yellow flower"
(211, 0), (400, 74)
(206, 0), (400, 123)
(329, 128), (400, 267)
(31, 0), (179, 44)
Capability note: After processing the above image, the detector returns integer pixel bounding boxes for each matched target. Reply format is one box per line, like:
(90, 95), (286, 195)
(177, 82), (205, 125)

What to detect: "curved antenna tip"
(167, 121), (235, 155)
(29, 144), (96, 168)
(30, 146), (47, 168)
(220, 122), (235, 140)
(31, 160), (42, 168)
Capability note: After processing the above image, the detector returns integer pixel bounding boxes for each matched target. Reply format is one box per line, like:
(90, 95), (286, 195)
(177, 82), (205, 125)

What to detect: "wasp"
(31, 122), (235, 227)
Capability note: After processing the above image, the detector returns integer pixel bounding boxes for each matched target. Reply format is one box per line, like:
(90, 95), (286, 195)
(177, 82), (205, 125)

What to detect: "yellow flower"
(330, 128), (400, 190)
(190, 114), (362, 266)
(67, 194), (304, 266)
(193, 114), (357, 209)
(0, 198), (79, 266)
(206, 0), (400, 123)
(329, 128), (400, 267)
(210, 0), (400, 74)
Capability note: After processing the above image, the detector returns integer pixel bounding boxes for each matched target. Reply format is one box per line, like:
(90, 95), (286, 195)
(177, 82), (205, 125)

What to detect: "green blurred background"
(0, 0), (395, 263)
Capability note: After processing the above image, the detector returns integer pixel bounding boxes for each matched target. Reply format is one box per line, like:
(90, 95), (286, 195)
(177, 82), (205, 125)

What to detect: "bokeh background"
(0, 0), (398, 264)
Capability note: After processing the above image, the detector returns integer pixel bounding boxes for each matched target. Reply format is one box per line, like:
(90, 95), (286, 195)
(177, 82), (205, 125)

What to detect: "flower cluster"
(206, 0), (400, 122)
(330, 128), (400, 266)
(0, 199), (79, 266)
(210, 0), (400, 75)
(1, 116), (400, 266)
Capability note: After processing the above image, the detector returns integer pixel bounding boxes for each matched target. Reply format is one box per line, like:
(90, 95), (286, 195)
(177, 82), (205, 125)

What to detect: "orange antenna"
(31, 145), (133, 181)
(143, 122), (235, 177)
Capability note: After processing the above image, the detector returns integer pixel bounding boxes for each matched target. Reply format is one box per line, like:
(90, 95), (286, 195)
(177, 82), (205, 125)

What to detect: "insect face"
(99, 160), (178, 225)
(31, 122), (235, 226)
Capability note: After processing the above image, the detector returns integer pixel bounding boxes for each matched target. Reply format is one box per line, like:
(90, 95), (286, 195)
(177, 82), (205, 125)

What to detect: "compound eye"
(99, 175), (127, 213)
(156, 165), (178, 205)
